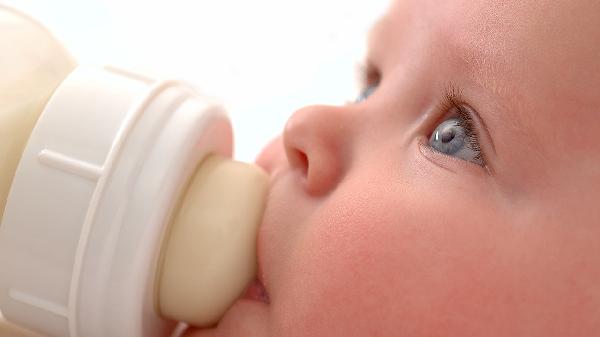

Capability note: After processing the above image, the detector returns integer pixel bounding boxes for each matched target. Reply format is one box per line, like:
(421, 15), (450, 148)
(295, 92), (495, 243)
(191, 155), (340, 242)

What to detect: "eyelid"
(466, 105), (496, 156)
(353, 60), (382, 104)
(443, 87), (497, 156)
(466, 106), (496, 174)
(418, 138), (492, 177)
(355, 60), (381, 89)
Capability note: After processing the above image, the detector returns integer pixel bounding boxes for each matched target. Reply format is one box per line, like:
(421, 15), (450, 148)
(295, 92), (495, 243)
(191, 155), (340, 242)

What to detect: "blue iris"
(429, 117), (481, 164)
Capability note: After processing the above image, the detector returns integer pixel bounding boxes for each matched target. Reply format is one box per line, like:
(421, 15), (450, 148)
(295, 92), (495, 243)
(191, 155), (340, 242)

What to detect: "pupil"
(440, 128), (455, 143)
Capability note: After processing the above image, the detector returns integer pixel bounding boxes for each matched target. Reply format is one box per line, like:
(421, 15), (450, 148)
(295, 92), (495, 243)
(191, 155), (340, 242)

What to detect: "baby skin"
(188, 0), (600, 336)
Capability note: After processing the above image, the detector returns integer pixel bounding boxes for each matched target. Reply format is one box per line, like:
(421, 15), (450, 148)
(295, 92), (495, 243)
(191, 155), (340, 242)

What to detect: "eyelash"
(437, 86), (485, 165)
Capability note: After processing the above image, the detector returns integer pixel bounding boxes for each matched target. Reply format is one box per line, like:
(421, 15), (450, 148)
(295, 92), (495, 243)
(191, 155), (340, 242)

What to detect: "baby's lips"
(242, 278), (270, 303)
(253, 204), (272, 305)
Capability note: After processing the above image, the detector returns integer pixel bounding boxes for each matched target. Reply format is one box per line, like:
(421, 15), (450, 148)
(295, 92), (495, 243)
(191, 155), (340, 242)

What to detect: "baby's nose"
(283, 105), (355, 195)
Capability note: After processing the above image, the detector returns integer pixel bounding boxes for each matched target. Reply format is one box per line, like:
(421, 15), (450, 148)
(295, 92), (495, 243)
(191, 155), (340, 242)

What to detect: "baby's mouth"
(242, 278), (270, 303)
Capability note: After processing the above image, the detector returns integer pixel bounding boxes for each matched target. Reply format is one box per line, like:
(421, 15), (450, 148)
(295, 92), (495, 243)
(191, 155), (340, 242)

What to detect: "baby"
(187, 0), (600, 336)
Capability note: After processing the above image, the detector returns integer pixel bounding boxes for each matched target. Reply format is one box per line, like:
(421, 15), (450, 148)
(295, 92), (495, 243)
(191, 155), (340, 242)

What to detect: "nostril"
(297, 151), (308, 175)
(286, 146), (309, 176)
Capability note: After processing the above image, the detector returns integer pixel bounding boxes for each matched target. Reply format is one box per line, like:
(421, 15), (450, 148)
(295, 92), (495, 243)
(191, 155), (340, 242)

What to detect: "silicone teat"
(157, 154), (269, 327)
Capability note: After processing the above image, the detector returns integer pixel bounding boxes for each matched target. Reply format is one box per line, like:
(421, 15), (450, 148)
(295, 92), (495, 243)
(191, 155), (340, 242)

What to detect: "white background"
(5, 0), (390, 161)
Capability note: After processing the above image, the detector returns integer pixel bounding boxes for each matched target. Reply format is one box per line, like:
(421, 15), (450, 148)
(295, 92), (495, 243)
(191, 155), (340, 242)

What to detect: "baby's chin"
(184, 299), (270, 337)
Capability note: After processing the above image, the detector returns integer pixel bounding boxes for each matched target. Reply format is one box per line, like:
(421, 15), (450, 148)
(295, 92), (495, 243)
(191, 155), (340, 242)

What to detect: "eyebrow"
(445, 28), (534, 153)
(460, 51), (529, 153)
(460, 50), (517, 105)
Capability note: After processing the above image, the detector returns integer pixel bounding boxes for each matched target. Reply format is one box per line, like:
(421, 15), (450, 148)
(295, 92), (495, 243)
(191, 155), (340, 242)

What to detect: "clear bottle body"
(0, 5), (76, 218)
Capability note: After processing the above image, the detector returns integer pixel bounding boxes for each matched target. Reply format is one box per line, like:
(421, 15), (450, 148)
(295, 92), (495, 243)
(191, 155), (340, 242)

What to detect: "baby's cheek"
(271, 171), (513, 336)
(273, 184), (427, 336)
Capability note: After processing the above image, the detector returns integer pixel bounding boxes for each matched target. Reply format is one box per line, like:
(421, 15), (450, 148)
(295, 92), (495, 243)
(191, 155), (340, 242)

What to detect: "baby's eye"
(429, 116), (484, 166)
(356, 83), (378, 103)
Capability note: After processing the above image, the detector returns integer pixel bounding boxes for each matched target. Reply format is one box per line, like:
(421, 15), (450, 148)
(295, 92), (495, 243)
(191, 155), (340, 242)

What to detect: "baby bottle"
(0, 5), (268, 337)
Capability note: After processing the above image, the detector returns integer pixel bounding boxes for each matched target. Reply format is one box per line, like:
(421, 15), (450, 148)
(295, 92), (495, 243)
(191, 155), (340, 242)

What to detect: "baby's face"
(190, 0), (600, 336)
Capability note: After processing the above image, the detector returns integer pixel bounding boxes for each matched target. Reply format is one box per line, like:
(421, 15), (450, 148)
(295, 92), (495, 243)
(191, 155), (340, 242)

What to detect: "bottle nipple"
(157, 155), (268, 326)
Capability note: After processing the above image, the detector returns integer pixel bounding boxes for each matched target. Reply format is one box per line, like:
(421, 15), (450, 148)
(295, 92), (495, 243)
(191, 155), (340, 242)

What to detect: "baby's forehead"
(373, 0), (600, 85)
